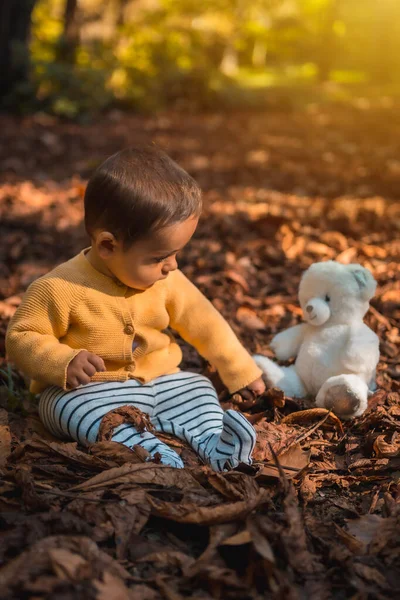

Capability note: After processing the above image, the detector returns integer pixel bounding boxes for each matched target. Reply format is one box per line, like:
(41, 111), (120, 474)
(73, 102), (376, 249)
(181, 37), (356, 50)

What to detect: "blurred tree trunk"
(371, 0), (397, 83)
(0, 0), (37, 101)
(316, 0), (340, 82)
(252, 39), (267, 68)
(116, 0), (129, 27)
(220, 45), (239, 76)
(220, 0), (247, 76)
(57, 0), (80, 63)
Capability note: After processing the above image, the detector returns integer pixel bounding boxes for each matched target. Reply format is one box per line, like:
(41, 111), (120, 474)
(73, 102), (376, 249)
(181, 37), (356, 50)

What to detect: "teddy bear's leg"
(316, 374), (369, 420)
(253, 355), (306, 397)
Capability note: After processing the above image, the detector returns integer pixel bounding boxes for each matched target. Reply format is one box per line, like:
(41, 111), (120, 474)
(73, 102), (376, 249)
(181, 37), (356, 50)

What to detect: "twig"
(289, 410), (335, 447)
(268, 443), (288, 490)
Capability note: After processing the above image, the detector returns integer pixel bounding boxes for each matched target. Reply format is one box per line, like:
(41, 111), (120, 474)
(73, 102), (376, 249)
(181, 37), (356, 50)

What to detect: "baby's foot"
(112, 426), (184, 468)
(206, 410), (256, 471)
(148, 448), (184, 469)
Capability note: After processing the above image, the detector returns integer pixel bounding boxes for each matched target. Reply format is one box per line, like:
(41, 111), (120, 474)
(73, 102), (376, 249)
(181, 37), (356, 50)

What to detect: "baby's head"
(84, 146), (202, 289)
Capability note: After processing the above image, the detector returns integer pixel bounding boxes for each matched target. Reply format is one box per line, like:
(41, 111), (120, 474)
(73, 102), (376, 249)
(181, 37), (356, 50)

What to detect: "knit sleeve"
(166, 270), (262, 393)
(5, 276), (85, 390)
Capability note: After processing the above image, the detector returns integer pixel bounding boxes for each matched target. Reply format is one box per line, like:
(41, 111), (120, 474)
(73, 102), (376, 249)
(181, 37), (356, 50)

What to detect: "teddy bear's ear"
(348, 265), (376, 300)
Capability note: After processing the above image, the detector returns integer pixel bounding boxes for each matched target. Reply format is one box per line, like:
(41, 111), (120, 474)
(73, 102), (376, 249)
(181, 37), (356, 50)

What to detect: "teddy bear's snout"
(303, 297), (331, 325)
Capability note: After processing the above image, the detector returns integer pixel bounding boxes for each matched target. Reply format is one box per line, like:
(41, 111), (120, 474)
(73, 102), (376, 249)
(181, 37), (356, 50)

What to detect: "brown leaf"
(229, 392), (258, 410)
(236, 306), (266, 330)
(253, 419), (298, 462)
(353, 563), (389, 589)
(105, 503), (150, 559)
(282, 487), (313, 571)
(0, 301), (17, 318)
(345, 514), (384, 551)
(282, 408), (343, 433)
(334, 524), (365, 554)
(246, 515), (276, 563)
(69, 462), (202, 492)
(207, 470), (262, 502)
(147, 486), (268, 525)
(93, 571), (132, 600)
(366, 388), (387, 410)
(336, 247), (358, 264)
(89, 440), (150, 465)
(10, 435), (111, 469)
(373, 433), (400, 457)
(0, 536), (130, 593)
(98, 405), (155, 441)
(137, 550), (194, 570)
(307, 241), (335, 258)
(263, 387), (286, 408)
(256, 443), (310, 480)
(94, 572), (160, 600)
(0, 408), (11, 467)
(220, 529), (252, 546)
(224, 269), (250, 292)
(14, 463), (49, 510)
(49, 548), (90, 581)
(206, 472), (250, 501)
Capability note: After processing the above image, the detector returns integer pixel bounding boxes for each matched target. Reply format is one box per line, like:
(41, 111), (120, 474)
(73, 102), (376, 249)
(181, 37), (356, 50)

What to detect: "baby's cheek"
(139, 264), (160, 282)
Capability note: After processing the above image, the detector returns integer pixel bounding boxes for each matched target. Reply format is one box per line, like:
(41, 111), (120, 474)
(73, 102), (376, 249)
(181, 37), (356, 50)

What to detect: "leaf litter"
(0, 107), (400, 598)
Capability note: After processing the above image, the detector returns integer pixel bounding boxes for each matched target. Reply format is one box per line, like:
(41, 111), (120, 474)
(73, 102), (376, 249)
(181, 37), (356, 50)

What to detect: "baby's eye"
(325, 294), (331, 302)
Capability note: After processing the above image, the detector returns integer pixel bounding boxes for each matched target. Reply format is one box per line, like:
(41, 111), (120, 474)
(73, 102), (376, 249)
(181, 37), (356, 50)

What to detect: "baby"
(6, 146), (264, 471)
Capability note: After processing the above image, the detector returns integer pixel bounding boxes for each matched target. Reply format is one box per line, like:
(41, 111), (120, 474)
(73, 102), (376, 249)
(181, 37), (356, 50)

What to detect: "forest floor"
(0, 103), (399, 599)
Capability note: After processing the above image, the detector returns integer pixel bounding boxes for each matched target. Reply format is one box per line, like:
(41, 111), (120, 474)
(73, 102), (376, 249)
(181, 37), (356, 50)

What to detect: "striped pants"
(38, 372), (256, 472)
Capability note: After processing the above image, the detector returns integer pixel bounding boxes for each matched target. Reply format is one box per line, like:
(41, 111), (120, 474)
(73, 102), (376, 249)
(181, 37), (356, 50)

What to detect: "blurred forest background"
(2, 0), (400, 118)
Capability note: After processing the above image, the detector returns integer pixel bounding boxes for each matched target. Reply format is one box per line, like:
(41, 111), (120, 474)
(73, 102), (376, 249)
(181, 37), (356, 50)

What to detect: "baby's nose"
(162, 255), (178, 274)
(306, 305), (313, 314)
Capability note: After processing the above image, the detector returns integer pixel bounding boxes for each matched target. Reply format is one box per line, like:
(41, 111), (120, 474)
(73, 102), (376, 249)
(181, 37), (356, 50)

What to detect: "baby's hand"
(237, 376), (266, 401)
(67, 351), (106, 388)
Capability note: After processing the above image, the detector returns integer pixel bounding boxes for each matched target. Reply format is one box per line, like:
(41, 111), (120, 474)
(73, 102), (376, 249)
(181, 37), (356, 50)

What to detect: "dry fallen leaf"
(281, 408), (343, 433)
(0, 408), (11, 467)
(256, 443), (310, 480)
(93, 571), (132, 600)
(98, 405), (155, 441)
(69, 462), (203, 492)
(236, 306), (266, 330)
(89, 440), (150, 465)
(147, 485), (268, 525)
(49, 548), (90, 581)
(253, 419), (298, 462)
(373, 433), (400, 457)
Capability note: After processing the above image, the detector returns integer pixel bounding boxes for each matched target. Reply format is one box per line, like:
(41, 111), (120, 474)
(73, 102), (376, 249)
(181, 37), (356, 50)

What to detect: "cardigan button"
(124, 364), (135, 372)
(124, 324), (134, 335)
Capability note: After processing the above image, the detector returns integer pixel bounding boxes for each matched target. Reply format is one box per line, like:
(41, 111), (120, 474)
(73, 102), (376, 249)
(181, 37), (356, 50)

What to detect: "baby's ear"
(348, 264), (376, 300)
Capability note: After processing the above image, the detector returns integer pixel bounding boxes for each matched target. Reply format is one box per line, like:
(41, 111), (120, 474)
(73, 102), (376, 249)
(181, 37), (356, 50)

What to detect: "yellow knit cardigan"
(6, 250), (262, 394)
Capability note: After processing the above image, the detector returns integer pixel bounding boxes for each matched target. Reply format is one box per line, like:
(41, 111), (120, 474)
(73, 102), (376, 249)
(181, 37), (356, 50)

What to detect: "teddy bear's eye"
(325, 294), (331, 302)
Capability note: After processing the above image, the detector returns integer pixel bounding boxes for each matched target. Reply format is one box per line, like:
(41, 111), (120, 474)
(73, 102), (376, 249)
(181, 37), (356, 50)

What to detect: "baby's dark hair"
(84, 146), (202, 248)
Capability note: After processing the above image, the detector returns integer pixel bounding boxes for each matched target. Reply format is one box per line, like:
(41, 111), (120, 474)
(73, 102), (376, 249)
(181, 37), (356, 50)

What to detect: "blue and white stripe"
(39, 372), (256, 472)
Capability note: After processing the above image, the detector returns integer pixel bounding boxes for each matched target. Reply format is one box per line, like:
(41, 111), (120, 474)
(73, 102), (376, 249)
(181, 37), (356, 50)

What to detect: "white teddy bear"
(254, 261), (380, 419)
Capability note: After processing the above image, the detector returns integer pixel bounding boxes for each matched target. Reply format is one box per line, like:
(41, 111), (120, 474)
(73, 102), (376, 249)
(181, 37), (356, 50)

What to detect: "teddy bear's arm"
(271, 324), (307, 361)
(342, 326), (380, 377)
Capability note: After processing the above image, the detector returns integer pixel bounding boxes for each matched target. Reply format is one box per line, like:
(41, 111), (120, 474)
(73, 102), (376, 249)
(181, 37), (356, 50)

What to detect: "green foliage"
(12, 0), (400, 117)
(0, 364), (32, 415)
